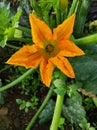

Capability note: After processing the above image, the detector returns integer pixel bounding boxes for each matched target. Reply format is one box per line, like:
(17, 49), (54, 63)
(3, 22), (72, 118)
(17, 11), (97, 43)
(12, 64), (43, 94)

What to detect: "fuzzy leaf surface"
(39, 99), (55, 124)
(70, 44), (97, 94)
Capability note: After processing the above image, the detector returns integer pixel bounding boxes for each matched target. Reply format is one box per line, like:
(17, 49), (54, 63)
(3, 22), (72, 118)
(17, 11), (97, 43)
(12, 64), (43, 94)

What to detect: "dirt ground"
(0, 86), (50, 130)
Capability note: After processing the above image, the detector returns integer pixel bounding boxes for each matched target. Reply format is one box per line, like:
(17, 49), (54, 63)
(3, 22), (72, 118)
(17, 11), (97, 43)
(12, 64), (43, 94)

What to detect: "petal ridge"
(40, 58), (54, 86)
(53, 14), (76, 40)
(29, 14), (53, 47)
(50, 56), (75, 78)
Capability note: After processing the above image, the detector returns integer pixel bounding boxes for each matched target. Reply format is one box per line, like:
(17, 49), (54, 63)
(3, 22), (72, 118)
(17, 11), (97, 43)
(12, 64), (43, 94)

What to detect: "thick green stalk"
(50, 95), (64, 130)
(67, 0), (79, 17)
(0, 68), (34, 92)
(26, 85), (54, 130)
(73, 34), (97, 45)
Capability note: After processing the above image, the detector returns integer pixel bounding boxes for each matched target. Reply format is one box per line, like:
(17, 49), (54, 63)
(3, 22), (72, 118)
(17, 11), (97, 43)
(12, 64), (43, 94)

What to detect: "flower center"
(45, 44), (54, 54)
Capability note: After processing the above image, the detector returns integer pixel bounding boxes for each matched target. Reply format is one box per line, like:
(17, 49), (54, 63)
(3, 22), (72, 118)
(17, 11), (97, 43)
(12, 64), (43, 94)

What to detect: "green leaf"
(0, 5), (22, 47)
(67, 83), (83, 104)
(58, 117), (65, 130)
(63, 98), (86, 125)
(26, 101), (32, 107)
(19, 102), (26, 110)
(53, 69), (67, 80)
(92, 98), (97, 107)
(16, 99), (23, 104)
(54, 88), (66, 95)
(0, 5), (12, 47)
(89, 127), (96, 130)
(70, 44), (97, 94)
(5, 27), (15, 39)
(25, 107), (29, 113)
(39, 99), (55, 124)
(84, 79), (97, 94)
(54, 79), (66, 95)
(54, 79), (66, 88)
(0, 35), (7, 47)
(68, 82), (83, 90)
(30, 0), (42, 18)
(12, 10), (22, 27)
(68, 90), (82, 104)
(0, 29), (4, 35)
(0, 7), (11, 29)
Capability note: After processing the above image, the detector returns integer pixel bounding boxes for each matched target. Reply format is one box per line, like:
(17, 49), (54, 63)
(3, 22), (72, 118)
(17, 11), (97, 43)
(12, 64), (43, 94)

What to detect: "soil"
(0, 84), (73, 130)
(0, 86), (50, 130)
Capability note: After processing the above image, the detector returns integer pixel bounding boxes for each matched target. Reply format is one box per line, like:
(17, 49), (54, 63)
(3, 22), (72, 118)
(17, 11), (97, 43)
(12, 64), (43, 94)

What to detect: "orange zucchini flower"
(7, 13), (84, 87)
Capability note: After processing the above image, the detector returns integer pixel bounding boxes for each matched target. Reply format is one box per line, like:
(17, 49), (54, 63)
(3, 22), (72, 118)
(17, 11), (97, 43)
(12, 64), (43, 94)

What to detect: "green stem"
(8, 37), (32, 43)
(68, 0), (79, 17)
(74, 0), (91, 37)
(50, 95), (64, 130)
(26, 85), (54, 130)
(0, 68), (34, 92)
(73, 34), (97, 45)
(0, 65), (11, 74)
(92, 98), (97, 107)
(30, 0), (42, 18)
(17, 26), (31, 34)
(56, 9), (61, 25)
(6, 44), (20, 50)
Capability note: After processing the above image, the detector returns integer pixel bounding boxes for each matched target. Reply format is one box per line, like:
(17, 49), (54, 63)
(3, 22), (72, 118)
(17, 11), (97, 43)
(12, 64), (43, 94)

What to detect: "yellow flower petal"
(7, 45), (42, 69)
(58, 40), (85, 57)
(40, 58), (54, 87)
(50, 56), (75, 78)
(53, 14), (76, 40)
(29, 14), (53, 48)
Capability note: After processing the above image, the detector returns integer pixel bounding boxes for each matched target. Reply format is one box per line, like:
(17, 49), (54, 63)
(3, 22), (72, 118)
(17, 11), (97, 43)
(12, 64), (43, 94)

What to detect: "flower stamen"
(45, 44), (54, 54)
